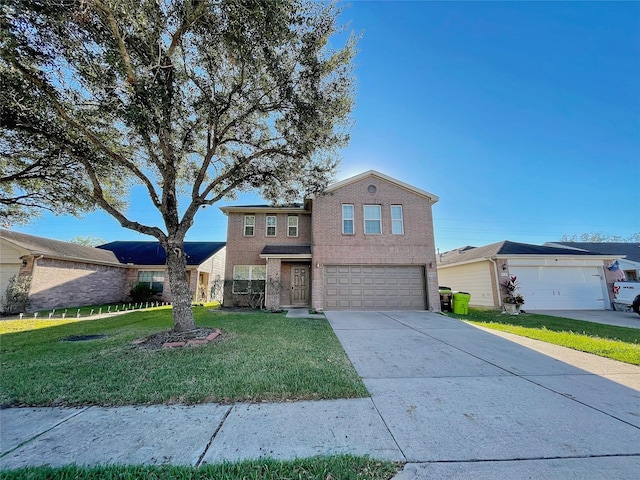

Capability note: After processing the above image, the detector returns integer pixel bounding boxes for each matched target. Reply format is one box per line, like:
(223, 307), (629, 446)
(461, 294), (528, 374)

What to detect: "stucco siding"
(437, 261), (496, 307)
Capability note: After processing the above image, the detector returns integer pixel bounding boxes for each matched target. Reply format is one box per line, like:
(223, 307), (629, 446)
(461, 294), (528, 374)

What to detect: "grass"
(0, 456), (402, 480)
(0, 306), (368, 407)
(0, 302), (183, 335)
(450, 308), (640, 365)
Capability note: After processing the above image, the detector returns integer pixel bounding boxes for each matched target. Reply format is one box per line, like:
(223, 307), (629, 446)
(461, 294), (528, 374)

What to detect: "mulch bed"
(131, 328), (223, 350)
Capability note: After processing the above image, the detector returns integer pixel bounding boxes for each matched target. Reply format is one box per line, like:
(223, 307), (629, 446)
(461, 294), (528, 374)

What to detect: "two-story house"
(220, 170), (440, 311)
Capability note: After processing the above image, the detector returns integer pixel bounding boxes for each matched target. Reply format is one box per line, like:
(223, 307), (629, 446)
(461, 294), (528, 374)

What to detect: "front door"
(291, 266), (309, 305)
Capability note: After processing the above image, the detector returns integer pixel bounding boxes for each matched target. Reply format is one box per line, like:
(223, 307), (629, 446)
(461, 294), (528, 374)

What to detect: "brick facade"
(223, 208), (311, 308)
(311, 174), (440, 311)
(222, 171), (441, 311)
(28, 257), (127, 311)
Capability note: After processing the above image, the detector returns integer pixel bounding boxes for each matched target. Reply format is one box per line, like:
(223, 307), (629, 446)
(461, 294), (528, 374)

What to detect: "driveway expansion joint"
(196, 405), (233, 466)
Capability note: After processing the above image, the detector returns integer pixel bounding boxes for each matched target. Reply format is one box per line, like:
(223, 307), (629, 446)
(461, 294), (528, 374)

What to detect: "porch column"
(265, 258), (282, 311)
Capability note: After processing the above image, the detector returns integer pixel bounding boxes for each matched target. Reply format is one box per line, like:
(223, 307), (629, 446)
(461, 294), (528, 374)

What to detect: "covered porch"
(260, 245), (312, 311)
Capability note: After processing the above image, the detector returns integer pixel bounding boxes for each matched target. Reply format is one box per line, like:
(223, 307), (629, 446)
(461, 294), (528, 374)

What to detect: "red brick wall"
(311, 175), (440, 311)
(223, 210), (311, 306)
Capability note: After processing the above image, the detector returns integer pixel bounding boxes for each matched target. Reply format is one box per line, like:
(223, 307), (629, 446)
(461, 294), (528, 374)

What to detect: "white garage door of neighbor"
(509, 266), (605, 310)
(324, 265), (425, 310)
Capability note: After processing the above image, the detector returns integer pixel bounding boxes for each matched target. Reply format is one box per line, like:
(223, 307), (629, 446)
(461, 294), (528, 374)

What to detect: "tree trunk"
(165, 241), (196, 332)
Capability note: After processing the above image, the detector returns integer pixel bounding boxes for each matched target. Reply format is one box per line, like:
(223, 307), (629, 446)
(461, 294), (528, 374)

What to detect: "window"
(137, 271), (164, 293)
(266, 215), (277, 237)
(244, 215), (255, 236)
(391, 205), (404, 235)
(232, 265), (266, 294)
(342, 204), (354, 234)
(288, 216), (298, 237)
(363, 205), (382, 234)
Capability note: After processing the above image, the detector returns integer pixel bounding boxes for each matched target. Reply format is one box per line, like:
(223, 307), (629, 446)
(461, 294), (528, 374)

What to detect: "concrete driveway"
(325, 311), (640, 479)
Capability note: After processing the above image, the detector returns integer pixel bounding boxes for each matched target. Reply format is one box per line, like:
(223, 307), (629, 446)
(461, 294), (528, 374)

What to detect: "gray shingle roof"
(0, 229), (120, 265)
(260, 245), (312, 256)
(437, 240), (617, 266)
(547, 242), (640, 263)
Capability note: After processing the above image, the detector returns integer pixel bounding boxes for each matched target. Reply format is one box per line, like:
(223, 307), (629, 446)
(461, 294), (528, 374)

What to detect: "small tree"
(2, 274), (31, 314)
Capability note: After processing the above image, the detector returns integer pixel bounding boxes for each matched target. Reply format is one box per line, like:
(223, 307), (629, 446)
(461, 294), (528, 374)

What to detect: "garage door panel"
(324, 265), (425, 310)
(510, 266), (605, 310)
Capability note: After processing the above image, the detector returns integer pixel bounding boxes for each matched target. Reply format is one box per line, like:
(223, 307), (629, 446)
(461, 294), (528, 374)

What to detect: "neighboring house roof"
(437, 240), (618, 267)
(0, 229), (121, 266)
(545, 242), (640, 263)
(98, 241), (226, 266)
(324, 170), (440, 203)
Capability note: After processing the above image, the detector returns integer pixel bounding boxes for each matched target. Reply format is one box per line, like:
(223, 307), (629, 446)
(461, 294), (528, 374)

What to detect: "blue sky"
(13, 1), (640, 252)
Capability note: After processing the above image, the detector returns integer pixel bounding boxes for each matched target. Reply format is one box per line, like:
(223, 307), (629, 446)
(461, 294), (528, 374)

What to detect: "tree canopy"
(561, 233), (640, 243)
(1, 0), (357, 330)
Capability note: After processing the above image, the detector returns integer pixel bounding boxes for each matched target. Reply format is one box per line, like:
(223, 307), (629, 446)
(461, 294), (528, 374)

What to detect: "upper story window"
(244, 215), (255, 236)
(342, 204), (354, 234)
(287, 216), (299, 237)
(364, 205), (382, 234)
(266, 215), (277, 237)
(391, 205), (404, 235)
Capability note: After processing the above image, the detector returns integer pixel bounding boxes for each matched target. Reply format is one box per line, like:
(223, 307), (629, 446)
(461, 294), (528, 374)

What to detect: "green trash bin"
(452, 292), (471, 315)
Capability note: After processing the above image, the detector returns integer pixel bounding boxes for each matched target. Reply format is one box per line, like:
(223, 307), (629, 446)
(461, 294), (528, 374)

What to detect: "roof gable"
(98, 241), (225, 266)
(324, 170), (439, 202)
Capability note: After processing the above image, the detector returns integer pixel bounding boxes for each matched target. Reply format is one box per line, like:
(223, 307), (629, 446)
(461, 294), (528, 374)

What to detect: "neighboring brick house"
(0, 229), (225, 312)
(1, 229), (125, 312)
(220, 170), (441, 311)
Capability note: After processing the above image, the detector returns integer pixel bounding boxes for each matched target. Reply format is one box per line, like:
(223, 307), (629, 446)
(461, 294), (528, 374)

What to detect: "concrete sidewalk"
(533, 309), (640, 329)
(1, 311), (639, 478)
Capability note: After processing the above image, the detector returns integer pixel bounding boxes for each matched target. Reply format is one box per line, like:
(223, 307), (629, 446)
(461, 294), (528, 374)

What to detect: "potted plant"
(502, 275), (525, 314)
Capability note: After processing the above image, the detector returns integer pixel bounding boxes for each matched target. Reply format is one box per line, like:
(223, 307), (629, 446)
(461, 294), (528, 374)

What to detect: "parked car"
(613, 281), (640, 316)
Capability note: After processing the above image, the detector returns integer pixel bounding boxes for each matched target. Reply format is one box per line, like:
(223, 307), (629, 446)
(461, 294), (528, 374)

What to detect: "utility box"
(452, 292), (471, 315)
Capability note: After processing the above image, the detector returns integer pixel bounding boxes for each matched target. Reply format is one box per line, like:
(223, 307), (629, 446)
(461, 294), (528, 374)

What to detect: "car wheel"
(633, 295), (640, 316)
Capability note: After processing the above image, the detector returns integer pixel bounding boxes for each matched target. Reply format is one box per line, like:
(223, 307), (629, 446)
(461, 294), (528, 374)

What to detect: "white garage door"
(324, 265), (425, 310)
(509, 266), (605, 310)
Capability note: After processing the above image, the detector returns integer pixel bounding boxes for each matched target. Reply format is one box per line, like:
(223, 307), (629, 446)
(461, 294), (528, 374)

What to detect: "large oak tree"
(1, 0), (356, 331)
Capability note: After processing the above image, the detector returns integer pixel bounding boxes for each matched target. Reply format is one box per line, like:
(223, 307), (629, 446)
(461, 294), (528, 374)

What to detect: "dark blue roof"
(97, 241), (225, 266)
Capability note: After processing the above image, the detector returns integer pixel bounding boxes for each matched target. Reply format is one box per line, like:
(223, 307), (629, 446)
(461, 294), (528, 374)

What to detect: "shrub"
(128, 283), (160, 303)
(2, 275), (32, 314)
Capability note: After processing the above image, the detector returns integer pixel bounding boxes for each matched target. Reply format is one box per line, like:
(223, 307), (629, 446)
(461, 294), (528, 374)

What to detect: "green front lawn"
(450, 309), (640, 365)
(0, 456), (402, 480)
(0, 307), (368, 407)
